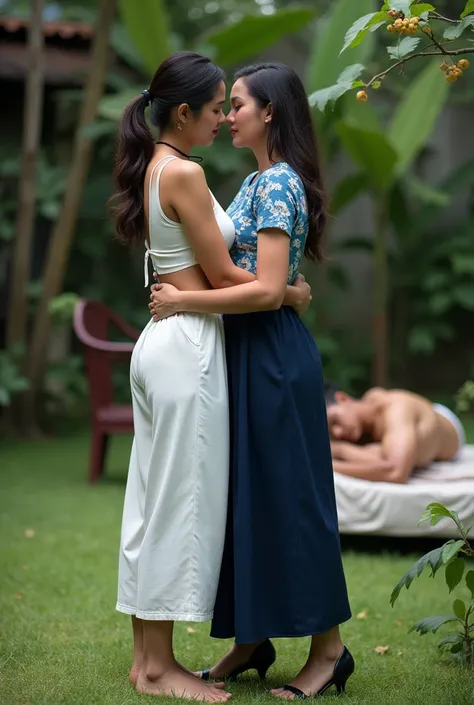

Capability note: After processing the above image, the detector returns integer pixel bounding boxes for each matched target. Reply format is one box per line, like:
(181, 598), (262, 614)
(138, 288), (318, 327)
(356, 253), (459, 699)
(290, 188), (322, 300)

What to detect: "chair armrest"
(78, 334), (136, 354)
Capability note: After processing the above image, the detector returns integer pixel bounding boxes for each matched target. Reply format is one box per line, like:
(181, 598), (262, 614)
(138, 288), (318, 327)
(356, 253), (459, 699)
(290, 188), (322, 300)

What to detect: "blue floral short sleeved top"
(227, 162), (309, 284)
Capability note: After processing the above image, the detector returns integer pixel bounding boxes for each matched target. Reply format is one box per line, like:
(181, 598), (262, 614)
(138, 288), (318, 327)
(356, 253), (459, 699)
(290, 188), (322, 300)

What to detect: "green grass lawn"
(1, 430), (473, 705)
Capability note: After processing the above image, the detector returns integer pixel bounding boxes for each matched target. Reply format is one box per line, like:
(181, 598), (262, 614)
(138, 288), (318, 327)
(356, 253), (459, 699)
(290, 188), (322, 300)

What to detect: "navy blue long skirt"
(210, 307), (351, 644)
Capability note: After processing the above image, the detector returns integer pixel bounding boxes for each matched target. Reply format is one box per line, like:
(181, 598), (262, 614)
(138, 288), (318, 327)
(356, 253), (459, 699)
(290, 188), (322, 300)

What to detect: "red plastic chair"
(73, 299), (140, 482)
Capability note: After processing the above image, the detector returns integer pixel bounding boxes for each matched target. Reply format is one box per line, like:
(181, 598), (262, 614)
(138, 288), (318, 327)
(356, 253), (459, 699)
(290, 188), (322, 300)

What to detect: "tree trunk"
(20, 0), (116, 433)
(372, 191), (389, 387)
(6, 0), (45, 352)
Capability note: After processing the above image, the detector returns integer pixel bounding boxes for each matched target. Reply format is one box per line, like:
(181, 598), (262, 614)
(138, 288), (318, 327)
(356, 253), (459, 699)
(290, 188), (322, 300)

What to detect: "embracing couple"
(110, 51), (353, 701)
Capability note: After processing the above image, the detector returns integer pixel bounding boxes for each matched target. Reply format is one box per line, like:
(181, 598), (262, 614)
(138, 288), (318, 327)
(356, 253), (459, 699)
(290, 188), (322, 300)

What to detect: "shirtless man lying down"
(324, 384), (465, 483)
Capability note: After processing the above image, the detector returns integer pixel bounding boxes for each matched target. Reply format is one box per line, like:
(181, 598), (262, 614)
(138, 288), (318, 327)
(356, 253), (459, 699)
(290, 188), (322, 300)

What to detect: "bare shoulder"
(163, 158), (206, 183)
(387, 389), (432, 414)
(385, 393), (418, 422)
(362, 387), (390, 404)
(162, 160), (210, 206)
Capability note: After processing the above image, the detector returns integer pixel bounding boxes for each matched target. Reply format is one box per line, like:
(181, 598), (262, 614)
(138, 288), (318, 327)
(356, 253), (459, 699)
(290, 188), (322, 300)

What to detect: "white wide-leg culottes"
(116, 312), (229, 621)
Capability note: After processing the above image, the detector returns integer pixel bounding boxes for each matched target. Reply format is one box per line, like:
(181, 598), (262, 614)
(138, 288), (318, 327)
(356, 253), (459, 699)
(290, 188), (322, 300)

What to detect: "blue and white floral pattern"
(227, 162), (309, 284)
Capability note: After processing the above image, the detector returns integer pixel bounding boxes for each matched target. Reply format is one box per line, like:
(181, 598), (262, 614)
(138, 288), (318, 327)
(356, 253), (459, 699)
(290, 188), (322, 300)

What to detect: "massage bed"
(334, 445), (474, 538)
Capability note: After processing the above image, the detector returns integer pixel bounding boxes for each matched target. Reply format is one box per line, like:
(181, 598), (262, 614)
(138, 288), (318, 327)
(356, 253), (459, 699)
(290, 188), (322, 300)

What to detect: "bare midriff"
(159, 264), (212, 293)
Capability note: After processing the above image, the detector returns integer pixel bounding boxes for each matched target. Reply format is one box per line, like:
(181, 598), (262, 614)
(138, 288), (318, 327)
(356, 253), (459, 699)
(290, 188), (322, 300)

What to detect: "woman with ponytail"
(110, 52), (309, 699)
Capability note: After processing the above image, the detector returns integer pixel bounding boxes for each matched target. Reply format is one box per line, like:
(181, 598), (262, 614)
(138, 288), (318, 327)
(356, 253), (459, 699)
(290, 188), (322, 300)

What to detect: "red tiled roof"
(0, 16), (94, 40)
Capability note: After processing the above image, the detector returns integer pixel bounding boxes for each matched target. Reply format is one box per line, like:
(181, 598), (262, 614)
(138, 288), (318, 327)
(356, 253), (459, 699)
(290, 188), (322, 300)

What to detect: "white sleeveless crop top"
(144, 155), (235, 286)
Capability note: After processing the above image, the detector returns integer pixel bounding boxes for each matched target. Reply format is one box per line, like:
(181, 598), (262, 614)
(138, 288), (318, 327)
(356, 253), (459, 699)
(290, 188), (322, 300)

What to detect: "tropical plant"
(310, 1), (474, 108)
(391, 502), (474, 665)
(307, 1), (474, 386)
(318, 61), (449, 385)
(334, 157), (474, 379)
(97, 3), (317, 123)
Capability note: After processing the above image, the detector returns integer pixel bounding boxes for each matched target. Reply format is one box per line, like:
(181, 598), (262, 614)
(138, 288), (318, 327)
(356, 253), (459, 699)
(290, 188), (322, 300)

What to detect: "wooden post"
(6, 0), (45, 352)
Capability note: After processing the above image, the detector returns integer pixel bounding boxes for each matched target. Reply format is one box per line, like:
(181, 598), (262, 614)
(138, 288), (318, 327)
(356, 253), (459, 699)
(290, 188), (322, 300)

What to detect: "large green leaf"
(445, 558), (465, 593)
(330, 172), (369, 214)
(98, 87), (142, 121)
(336, 123), (398, 190)
(443, 16), (474, 40)
(340, 11), (388, 54)
(408, 615), (460, 635)
(118, 0), (172, 77)
(466, 570), (474, 600)
(110, 22), (147, 74)
(453, 599), (466, 620)
(410, 3), (435, 14)
(390, 540), (460, 606)
(306, 0), (376, 93)
(437, 633), (465, 651)
(203, 7), (315, 67)
(461, 0), (474, 19)
(387, 36), (421, 60)
(441, 540), (466, 564)
(308, 64), (365, 112)
(418, 502), (461, 527)
(388, 61), (449, 175)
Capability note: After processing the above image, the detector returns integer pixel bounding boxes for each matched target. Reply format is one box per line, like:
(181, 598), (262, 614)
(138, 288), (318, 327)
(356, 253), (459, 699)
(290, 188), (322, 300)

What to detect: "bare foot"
(270, 654), (340, 700)
(136, 666), (232, 701)
(194, 643), (261, 680)
(131, 660), (225, 688)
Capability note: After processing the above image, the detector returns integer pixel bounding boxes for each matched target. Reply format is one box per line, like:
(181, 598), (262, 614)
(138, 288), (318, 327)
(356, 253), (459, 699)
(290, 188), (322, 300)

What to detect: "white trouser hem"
(116, 602), (213, 622)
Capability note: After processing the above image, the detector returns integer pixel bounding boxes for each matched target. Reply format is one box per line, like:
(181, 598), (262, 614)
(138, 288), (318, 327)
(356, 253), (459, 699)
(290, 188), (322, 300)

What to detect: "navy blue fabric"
(210, 307), (351, 644)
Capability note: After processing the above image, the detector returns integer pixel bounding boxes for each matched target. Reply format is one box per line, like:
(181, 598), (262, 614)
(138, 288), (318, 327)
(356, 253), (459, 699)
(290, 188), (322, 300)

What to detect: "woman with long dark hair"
(110, 52), (309, 700)
(150, 63), (354, 699)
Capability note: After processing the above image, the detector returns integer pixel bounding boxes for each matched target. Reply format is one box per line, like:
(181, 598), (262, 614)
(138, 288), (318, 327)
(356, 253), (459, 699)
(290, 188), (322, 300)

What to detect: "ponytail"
(109, 93), (155, 246)
(109, 52), (226, 247)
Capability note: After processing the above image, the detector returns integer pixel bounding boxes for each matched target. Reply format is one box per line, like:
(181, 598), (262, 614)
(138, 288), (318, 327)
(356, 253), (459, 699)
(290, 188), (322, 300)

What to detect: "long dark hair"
(234, 63), (327, 262)
(110, 51), (225, 245)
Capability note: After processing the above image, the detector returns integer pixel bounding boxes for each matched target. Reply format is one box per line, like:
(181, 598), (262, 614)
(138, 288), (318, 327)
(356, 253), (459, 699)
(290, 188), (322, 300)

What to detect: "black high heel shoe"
(279, 646), (355, 699)
(200, 639), (276, 682)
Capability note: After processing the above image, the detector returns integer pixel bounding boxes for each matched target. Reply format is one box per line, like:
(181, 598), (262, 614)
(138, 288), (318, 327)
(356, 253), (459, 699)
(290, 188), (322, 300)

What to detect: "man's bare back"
(325, 386), (463, 483)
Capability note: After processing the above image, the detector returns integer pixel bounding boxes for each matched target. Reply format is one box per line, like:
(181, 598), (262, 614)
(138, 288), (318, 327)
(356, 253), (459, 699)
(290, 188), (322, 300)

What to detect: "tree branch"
(429, 12), (459, 24)
(366, 47), (474, 88)
(429, 28), (453, 57)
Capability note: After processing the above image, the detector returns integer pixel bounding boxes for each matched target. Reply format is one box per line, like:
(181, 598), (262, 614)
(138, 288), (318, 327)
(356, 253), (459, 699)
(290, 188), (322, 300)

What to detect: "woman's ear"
(264, 103), (273, 124)
(177, 102), (189, 124)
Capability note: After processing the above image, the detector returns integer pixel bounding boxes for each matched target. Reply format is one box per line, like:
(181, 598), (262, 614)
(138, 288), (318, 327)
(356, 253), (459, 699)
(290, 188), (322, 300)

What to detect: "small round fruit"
(423, 25), (432, 34)
(389, 9), (398, 17)
(394, 18), (403, 27)
(458, 59), (470, 70)
(446, 74), (458, 83)
(356, 90), (368, 102)
(387, 23), (394, 32)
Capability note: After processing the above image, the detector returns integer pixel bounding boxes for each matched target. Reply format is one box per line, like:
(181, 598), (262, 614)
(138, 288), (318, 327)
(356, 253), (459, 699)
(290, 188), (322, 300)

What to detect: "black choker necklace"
(156, 141), (203, 163)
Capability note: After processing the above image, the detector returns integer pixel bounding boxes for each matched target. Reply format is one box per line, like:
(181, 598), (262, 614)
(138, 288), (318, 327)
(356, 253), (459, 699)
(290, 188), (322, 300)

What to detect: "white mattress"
(334, 445), (474, 538)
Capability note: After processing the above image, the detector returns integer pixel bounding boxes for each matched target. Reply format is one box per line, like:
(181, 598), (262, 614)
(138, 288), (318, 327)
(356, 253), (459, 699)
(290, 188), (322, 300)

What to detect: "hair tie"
(142, 89), (151, 105)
